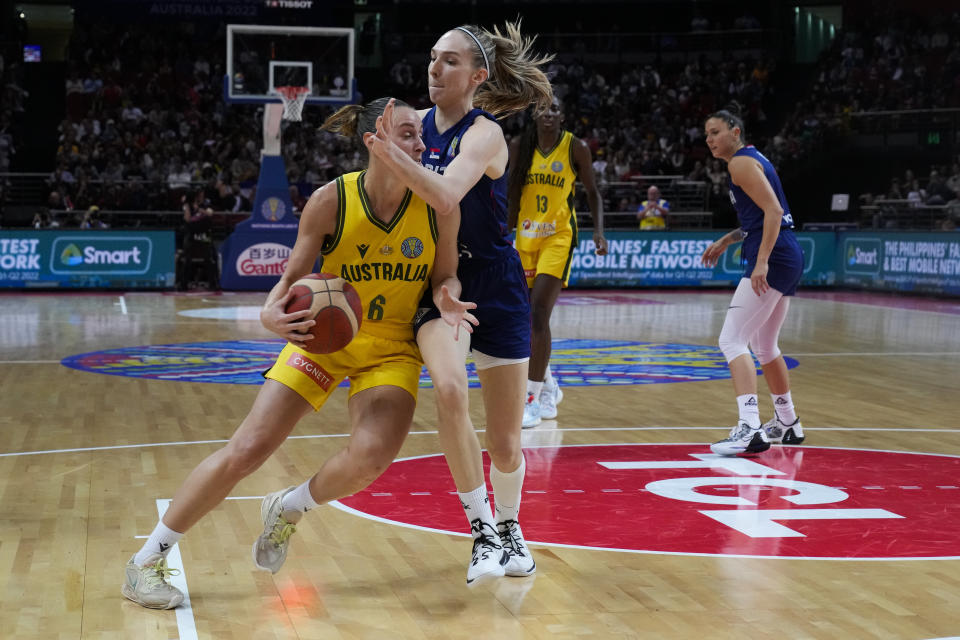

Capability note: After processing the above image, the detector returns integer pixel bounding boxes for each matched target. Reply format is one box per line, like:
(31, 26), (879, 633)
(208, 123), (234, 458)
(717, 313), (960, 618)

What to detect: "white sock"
(281, 481), (319, 518)
(490, 455), (525, 523)
(135, 520), (183, 566)
(459, 485), (495, 535)
(526, 380), (543, 400)
(544, 367), (556, 390)
(771, 391), (798, 424)
(736, 393), (761, 428)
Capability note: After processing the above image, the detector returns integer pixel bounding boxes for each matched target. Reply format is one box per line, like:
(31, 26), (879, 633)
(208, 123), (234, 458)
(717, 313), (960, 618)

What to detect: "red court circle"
(336, 444), (960, 559)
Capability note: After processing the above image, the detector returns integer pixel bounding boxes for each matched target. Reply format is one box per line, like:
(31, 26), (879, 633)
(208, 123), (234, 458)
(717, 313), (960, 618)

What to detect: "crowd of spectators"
(12, 3), (960, 233)
(38, 19), (782, 226)
(1, 50), (29, 206)
(760, 6), (960, 179)
(857, 157), (960, 230)
(37, 21), (354, 228)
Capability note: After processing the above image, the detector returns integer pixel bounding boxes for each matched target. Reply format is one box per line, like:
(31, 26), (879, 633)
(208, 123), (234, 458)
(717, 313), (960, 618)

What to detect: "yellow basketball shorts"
(264, 331), (423, 411)
(516, 228), (576, 288)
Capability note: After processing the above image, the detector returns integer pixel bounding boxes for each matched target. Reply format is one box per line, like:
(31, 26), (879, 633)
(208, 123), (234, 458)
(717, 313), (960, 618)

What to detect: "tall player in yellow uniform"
(121, 98), (475, 610)
(507, 96), (607, 427)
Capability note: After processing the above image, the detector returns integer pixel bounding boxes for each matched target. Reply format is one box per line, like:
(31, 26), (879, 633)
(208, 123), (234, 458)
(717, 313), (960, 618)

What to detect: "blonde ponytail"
(455, 20), (554, 119)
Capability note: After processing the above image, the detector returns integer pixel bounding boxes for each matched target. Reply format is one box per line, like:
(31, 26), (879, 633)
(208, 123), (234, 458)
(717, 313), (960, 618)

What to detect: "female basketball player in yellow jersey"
(122, 98), (476, 609)
(507, 95), (607, 427)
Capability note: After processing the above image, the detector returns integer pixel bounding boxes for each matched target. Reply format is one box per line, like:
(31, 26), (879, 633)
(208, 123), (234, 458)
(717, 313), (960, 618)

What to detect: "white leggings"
(718, 278), (791, 365)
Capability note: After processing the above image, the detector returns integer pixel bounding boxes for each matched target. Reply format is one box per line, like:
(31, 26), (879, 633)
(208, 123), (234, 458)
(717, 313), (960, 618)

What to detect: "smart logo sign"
(337, 444), (960, 559)
(843, 237), (882, 274)
(50, 236), (152, 274)
(0, 230), (174, 288)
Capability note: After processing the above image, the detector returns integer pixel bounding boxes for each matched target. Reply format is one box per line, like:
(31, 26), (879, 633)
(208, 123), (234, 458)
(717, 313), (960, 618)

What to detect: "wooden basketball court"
(1, 288), (959, 639)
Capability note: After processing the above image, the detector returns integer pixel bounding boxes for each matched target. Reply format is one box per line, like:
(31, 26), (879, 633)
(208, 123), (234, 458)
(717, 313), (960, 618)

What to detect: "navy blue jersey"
(728, 145), (794, 234)
(728, 145), (804, 296)
(416, 106), (530, 358)
(421, 107), (514, 274)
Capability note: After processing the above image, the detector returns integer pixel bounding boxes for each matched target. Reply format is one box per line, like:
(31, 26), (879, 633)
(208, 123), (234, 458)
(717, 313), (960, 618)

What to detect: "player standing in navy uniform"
(367, 22), (553, 584)
(700, 103), (806, 456)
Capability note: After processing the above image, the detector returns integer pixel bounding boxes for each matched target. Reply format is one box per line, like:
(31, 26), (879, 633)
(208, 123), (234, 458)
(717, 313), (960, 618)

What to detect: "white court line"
(155, 499), (197, 640)
(143, 496), (264, 640)
(116, 295), (127, 315)
(785, 351), (960, 357)
(4, 426), (960, 458)
(132, 438), (960, 640)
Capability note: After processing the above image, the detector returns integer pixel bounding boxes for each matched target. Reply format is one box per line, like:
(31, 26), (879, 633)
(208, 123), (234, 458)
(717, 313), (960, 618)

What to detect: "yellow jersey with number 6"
(321, 170), (437, 341)
(515, 130), (579, 251)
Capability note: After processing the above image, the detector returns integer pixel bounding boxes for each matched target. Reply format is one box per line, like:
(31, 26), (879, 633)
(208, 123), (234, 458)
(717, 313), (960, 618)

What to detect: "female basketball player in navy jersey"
(366, 22), (553, 584)
(701, 103), (806, 456)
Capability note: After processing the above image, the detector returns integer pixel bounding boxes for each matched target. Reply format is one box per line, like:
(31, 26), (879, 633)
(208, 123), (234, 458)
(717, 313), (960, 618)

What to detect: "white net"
(275, 86), (309, 122)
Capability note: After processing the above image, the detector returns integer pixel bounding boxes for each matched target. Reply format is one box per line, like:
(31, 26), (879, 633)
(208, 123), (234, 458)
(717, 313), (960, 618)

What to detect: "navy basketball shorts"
(416, 253), (531, 360)
(743, 229), (804, 296)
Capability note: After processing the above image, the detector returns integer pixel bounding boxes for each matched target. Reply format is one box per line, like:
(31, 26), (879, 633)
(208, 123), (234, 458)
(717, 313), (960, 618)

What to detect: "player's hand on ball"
(262, 288), (315, 343)
(437, 284), (478, 341)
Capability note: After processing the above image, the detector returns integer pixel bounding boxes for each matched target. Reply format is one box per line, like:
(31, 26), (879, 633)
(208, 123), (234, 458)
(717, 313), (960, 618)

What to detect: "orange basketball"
(285, 273), (363, 354)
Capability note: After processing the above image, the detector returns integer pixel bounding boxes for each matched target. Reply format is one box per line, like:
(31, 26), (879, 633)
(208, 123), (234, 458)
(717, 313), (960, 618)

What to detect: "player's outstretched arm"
(367, 100), (503, 215)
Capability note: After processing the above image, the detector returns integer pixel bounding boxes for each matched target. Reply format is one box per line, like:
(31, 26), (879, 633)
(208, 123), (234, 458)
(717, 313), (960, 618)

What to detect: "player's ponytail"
(455, 21), (554, 119)
(321, 97), (413, 142)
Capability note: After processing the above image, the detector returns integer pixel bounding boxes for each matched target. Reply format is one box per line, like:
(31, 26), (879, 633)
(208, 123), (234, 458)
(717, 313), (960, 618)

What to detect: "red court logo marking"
(337, 444), (960, 559)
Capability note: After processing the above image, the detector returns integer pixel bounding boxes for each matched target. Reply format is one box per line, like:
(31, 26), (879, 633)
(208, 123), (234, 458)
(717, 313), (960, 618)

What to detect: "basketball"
(285, 273), (363, 354)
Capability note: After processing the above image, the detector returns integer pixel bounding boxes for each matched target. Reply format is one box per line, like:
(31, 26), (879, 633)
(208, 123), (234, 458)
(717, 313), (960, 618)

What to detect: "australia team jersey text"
(421, 107), (513, 272)
(321, 171), (438, 341)
(514, 130), (579, 250)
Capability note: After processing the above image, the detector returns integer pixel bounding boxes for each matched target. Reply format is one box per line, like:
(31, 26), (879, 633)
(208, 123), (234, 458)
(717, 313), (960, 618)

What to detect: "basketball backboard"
(224, 24), (355, 106)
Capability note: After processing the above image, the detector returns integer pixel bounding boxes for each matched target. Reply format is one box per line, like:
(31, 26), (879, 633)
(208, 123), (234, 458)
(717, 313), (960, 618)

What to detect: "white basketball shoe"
(539, 382), (563, 420)
(762, 415), (806, 444)
(497, 519), (536, 577)
(466, 519), (508, 586)
(522, 393), (542, 428)
(710, 421), (771, 456)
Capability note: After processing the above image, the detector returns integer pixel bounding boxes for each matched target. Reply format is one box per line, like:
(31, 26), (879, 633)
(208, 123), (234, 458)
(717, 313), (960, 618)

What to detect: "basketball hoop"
(274, 86), (310, 122)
